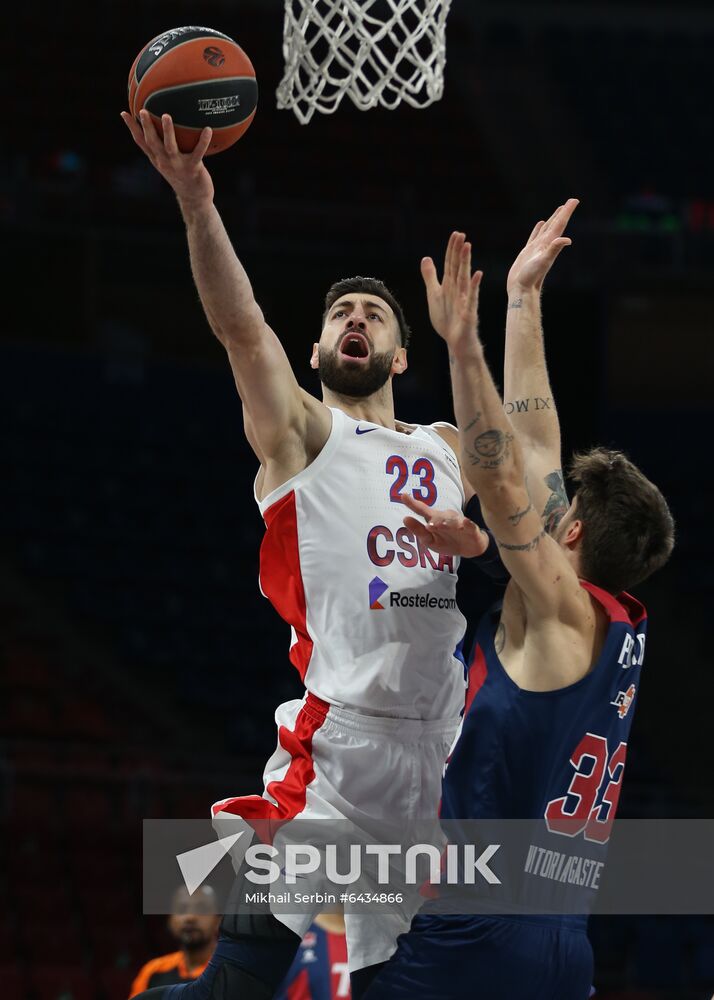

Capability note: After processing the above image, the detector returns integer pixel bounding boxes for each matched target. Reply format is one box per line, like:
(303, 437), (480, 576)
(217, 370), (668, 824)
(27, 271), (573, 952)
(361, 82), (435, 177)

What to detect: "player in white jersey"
(253, 408), (466, 720)
(122, 111), (491, 998)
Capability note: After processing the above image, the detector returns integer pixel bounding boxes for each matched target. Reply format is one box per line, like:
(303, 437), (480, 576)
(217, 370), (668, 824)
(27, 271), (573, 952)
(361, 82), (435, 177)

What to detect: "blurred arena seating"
(2, 343), (302, 754)
(1, 355), (269, 997)
(538, 23), (714, 202)
(3, 2), (714, 997)
(0, 601), (251, 1000)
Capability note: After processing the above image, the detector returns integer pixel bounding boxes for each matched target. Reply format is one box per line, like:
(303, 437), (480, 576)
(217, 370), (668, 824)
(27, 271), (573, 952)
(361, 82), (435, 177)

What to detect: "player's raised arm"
(120, 111), (330, 471)
(503, 199), (578, 534)
(420, 235), (588, 621)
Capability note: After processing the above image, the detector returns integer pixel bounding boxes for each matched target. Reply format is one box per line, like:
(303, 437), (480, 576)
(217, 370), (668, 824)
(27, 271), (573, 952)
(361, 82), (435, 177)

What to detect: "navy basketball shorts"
(363, 912), (594, 1000)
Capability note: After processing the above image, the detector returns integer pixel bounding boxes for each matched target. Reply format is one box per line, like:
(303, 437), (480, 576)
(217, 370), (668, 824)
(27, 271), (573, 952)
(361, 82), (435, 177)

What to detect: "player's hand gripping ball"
(127, 26), (258, 155)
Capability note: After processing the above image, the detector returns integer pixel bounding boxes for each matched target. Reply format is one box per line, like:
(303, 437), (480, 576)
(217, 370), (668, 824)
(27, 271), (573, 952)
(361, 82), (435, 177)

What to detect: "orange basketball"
(127, 26), (258, 155)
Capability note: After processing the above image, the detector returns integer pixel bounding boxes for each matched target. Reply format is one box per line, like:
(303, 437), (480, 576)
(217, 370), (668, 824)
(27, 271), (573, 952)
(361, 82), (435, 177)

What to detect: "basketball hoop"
(277, 0), (453, 124)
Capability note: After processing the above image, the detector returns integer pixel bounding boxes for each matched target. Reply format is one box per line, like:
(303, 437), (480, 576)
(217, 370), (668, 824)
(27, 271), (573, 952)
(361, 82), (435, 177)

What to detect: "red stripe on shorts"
(212, 694), (329, 823)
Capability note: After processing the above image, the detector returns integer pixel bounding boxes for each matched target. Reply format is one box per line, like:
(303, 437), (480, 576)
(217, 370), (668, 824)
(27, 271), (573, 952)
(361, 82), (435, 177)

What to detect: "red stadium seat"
(5, 782), (59, 823)
(0, 964), (26, 1000)
(77, 884), (139, 923)
(100, 966), (134, 1000)
(1, 691), (60, 739)
(31, 964), (95, 1000)
(12, 881), (73, 913)
(20, 921), (84, 965)
(86, 923), (147, 969)
(62, 785), (114, 827)
(0, 915), (19, 943)
(69, 849), (132, 890)
(9, 845), (66, 885)
(3, 644), (54, 688)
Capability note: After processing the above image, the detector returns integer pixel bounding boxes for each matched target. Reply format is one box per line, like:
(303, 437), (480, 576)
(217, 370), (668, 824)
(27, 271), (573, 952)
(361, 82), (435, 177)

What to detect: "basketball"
(127, 26), (258, 155)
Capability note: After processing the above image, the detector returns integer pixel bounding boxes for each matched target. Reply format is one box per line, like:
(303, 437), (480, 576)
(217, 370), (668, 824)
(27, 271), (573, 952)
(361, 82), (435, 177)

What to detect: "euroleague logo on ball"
(203, 45), (225, 67)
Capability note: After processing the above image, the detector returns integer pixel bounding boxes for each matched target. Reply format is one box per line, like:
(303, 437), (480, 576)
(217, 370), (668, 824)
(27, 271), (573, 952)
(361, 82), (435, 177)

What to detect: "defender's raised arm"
(420, 235), (586, 621)
(504, 199), (578, 534)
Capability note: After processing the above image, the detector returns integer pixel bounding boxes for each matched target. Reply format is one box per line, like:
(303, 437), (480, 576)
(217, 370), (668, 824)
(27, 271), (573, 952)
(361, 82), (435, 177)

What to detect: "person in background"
(129, 887), (221, 997)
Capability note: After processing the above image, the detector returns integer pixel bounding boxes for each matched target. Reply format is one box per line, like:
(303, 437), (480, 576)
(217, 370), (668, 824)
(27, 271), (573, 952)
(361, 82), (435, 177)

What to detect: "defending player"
(363, 218), (675, 998)
(121, 110), (496, 998)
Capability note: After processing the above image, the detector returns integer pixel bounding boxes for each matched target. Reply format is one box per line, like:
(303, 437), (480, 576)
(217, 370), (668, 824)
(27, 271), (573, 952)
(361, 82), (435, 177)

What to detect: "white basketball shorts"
(211, 692), (459, 972)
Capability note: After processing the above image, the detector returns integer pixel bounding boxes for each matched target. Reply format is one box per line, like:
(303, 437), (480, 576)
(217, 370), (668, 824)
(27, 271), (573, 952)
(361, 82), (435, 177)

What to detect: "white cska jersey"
(256, 407), (467, 721)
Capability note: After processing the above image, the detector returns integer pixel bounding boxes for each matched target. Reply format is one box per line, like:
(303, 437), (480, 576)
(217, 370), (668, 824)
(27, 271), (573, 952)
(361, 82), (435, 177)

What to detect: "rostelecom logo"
(369, 576), (388, 610)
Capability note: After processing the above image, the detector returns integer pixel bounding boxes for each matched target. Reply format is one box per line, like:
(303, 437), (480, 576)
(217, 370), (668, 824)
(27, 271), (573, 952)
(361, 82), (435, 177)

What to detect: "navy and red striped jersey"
(275, 924), (350, 1000)
(441, 581), (647, 843)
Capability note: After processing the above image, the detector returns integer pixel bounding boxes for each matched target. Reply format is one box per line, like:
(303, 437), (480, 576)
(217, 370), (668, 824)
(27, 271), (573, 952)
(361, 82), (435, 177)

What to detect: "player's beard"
(318, 345), (394, 398)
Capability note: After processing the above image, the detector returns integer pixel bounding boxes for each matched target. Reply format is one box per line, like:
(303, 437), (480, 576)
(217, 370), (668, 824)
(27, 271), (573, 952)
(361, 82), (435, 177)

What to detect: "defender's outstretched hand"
(421, 233), (483, 349)
(401, 494), (489, 559)
(507, 198), (578, 295)
(121, 110), (214, 208)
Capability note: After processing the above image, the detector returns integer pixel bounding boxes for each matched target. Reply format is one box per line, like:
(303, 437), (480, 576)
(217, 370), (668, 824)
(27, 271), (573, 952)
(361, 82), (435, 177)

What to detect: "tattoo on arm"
(504, 396), (553, 415)
(463, 412), (481, 432)
(542, 470), (569, 535)
(508, 500), (533, 526)
(495, 528), (546, 552)
(465, 429), (514, 469)
(494, 622), (506, 654)
(508, 298), (523, 310)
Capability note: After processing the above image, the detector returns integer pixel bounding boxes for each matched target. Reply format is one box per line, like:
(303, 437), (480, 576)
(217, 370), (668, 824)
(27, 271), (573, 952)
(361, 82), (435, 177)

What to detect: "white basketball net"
(277, 0), (453, 124)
